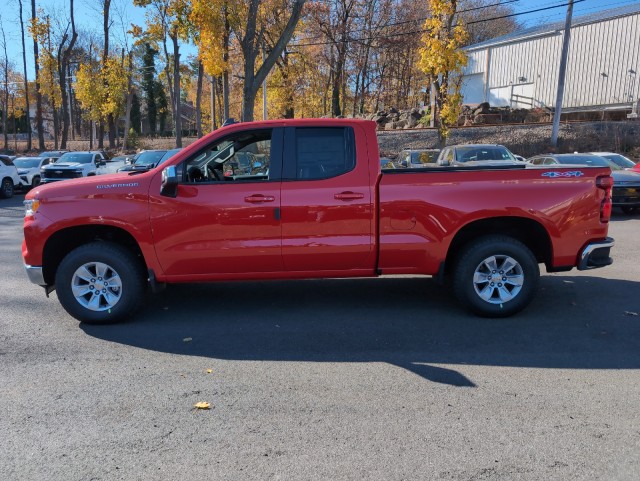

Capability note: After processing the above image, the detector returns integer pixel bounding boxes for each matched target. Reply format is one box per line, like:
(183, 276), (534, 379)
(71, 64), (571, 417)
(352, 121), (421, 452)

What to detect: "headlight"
(24, 199), (40, 217)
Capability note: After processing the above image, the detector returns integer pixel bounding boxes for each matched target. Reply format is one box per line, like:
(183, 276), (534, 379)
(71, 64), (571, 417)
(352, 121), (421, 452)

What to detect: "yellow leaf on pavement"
(194, 401), (211, 410)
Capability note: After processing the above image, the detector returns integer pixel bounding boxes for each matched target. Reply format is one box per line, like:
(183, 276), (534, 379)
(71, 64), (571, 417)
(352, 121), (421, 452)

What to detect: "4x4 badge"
(542, 171), (584, 178)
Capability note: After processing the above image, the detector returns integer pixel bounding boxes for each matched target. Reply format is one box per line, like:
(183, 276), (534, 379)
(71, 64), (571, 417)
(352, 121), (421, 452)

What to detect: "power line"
(292, 0), (525, 46)
(288, 0), (586, 48)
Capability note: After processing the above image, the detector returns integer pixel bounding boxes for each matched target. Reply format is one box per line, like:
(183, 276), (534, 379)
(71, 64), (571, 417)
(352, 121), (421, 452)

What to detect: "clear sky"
(2, 0), (639, 80)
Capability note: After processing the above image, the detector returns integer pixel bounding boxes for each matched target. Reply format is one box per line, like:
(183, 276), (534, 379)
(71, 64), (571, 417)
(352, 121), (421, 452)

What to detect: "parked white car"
(41, 151), (109, 183)
(13, 156), (59, 188)
(0, 155), (21, 198)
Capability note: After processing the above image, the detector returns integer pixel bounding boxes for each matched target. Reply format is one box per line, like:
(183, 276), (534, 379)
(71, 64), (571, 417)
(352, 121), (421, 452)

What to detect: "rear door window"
(284, 127), (356, 180)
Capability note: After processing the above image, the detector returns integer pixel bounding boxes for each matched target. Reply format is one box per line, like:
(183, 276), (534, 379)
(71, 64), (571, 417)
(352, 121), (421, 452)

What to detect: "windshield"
(134, 151), (167, 167)
(556, 155), (610, 167)
(13, 157), (42, 168)
(603, 159), (623, 171)
(602, 154), (636, 169)
(158, 149), (181, 166)
(455, 146), (515, 162)
(56, 153), (94, 164)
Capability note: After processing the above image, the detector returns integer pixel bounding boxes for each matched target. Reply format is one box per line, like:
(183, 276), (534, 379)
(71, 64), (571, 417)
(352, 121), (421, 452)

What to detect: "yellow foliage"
(417, 0), (469, 140)
(189, 0), (233, 78)
(75, 56), (129, 123)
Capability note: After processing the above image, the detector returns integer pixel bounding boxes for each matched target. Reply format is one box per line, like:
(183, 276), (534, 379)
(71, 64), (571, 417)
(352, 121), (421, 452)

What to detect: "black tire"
(621, 206), (637, 215)
(31, 176), (41, 188)
(0, 177), (14, 199)
(453, 235), (539, 318)
(55, 241), (146, 324)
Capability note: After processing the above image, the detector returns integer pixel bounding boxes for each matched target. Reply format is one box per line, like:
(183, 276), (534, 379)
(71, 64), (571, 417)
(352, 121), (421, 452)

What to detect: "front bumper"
(24, 264), (46, 286)
(577, 238), (614, 270)
(612, 186), (640, 206)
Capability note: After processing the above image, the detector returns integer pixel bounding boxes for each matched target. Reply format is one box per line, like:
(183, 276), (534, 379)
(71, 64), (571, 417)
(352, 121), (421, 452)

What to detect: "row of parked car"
(0, 148), (183, 199)
(383, 145), (640, 214)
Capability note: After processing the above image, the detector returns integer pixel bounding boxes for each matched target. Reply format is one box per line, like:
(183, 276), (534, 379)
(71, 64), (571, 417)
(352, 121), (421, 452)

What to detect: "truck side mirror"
(160, 165), (178, 198)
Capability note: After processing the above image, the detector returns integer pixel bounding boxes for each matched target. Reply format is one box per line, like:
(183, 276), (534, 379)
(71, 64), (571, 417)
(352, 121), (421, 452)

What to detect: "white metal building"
(461, 4), (640, 113)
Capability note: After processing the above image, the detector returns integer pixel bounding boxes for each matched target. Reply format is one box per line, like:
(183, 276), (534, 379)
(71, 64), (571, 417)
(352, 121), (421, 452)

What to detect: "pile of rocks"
(360, 104), (553, 130)
(365, 108), (427, 130)
(459, 102), (552, 126)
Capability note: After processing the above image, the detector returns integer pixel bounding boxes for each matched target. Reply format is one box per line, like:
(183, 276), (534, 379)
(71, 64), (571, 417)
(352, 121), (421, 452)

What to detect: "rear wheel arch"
(444, 216), (552, 276)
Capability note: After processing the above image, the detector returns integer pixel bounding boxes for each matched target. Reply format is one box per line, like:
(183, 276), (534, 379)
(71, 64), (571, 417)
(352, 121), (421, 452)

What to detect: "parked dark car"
(117, 150), (168, 172)
(527, 153), (640, 214)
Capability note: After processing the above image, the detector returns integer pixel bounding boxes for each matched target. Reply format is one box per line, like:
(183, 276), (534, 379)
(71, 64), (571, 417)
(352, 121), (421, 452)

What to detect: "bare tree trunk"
(162, 37), (175, 120)
(103, 0), (115, 148)
(195, 60), (203, 138)
(238, 0), (305, 122)
(171, 33), (181, 148)
(58, 0), (78, 150)
(98, 123), (104, 149)
(123, 51), (133, 149)
(222, 3), (230, 120)
(0, 20), (8, 150)
(18, 0), (31, 150)
(31, 0), (45, 150)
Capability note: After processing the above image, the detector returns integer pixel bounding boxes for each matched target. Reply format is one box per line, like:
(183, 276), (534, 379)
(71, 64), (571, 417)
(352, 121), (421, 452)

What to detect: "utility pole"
(551, 0), (574, 147)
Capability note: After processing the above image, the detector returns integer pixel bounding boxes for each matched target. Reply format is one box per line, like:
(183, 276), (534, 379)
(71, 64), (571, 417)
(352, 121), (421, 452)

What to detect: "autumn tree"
(74, 55), (128, 142)
(133, 0), (191, 147)
(30, 0), (45, 149)
(57, 0), (78, 149)
(235, 0), (306, 121)
(0, 16), (10, 149)
(189, 0), (234, 122)
(30, 14), (62, 148)
(418, 0), (468, 145)
(18, 0), (31, 150)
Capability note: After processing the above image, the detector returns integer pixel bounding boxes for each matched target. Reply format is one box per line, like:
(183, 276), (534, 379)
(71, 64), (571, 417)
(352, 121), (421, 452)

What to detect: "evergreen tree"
(130, 92), (141, 134)
(142, 43), (158, 134)
(155, 80), (167, 135)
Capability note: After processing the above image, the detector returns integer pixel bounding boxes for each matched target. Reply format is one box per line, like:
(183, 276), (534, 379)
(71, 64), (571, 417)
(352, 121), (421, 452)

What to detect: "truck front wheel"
(453, 236), (539, 317)
(55, 242), (146, 324)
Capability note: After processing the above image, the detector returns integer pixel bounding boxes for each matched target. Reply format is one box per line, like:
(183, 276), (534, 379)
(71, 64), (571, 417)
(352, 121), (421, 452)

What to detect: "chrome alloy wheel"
(472, 255), (524, 304)
(71, 262), (123, 311)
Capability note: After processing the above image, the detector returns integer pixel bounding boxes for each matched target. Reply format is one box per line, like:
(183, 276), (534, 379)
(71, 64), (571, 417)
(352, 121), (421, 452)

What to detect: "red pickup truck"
(22, 119), (614, 324)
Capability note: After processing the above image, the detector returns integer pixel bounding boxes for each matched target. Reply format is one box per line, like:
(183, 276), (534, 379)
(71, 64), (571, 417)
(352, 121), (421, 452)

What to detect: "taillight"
(596, 176), (614, 190)
(596, 175), (613, 223)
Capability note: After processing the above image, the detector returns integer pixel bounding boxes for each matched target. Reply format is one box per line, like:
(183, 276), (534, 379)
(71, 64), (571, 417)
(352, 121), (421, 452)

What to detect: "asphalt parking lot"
(1, 193), (639, 481)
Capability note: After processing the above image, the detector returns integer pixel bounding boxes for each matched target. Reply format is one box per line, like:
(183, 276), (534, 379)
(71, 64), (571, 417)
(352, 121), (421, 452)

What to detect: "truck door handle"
(244, 194), (275, 203)
(334, 191), (364, 201)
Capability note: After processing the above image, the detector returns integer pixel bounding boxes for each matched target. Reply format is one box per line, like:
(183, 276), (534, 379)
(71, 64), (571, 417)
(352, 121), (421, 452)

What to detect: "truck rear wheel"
(55, 242), (146, 324)
(453, 236), (539, 317)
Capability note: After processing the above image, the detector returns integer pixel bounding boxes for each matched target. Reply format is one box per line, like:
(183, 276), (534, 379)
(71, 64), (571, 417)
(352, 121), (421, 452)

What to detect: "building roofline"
(465, 3), (640, 51)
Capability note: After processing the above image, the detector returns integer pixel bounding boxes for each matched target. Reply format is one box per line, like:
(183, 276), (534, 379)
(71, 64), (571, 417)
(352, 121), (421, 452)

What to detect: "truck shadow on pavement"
(82, 275), (640, 387)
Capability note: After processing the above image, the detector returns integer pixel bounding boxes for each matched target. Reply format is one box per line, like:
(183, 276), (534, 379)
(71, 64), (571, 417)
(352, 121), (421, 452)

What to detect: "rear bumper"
(577, 238), (614, 270)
